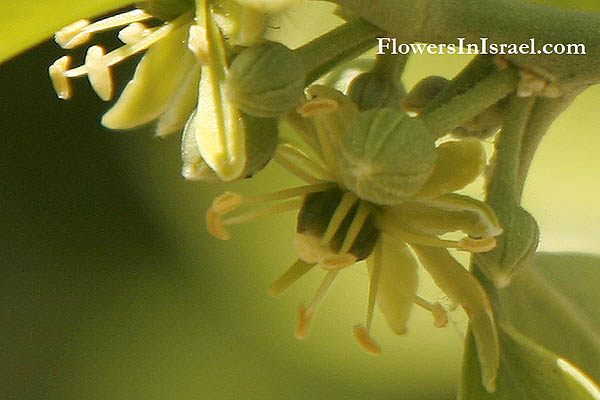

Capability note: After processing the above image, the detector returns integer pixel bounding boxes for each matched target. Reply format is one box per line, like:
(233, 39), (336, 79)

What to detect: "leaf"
(0, 0), (133, 63)
(460, 252), (600, 398)
(460, 325), (600, 399)
(496, 253), (600, 384)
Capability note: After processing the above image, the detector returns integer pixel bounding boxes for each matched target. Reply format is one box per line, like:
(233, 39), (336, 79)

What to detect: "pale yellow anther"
(206, 208), (230, 240)
(85, 45), (113, 101)
(188, 25), (210, 64)
(459, 237), (497, 253)
(293, 233), (356, 269)
(49, 56), (72, 100)
(298, 98), (340, 117)
(212, 192), (243, 214)
(430, 302), (449, 328)
(118, 22), (152, 44)
(296, 304), (313, 339)
(353, 325), (381, 355)
(54, 19), (91, 49)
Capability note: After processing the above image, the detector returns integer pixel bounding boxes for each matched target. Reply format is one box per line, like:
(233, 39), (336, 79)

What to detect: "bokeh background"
(2, 3), (600, 399)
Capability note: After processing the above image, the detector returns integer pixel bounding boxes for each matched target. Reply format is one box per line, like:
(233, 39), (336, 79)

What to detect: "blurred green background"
(2, 3), (600, 400)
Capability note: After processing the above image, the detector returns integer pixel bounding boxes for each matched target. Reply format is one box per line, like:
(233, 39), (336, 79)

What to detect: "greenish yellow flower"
(48, 0), (300, 181)
(206, 85), (502, 392)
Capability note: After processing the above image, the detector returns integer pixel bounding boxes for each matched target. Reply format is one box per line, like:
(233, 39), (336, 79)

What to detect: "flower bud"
(225, 41), (306, 118)
(402, 75), (450, 113)
(347, 72), (401, 111)
(182, 110), (279, 181)
(336, 108), (437, 205)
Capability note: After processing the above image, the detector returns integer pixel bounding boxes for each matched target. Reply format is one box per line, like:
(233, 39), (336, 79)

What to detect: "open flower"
(48, 0), (300, 181)
(206, 85), (502, 392)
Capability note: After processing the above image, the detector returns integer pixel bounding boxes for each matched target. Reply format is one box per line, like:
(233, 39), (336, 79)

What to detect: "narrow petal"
(411, 245), (499, 392)
(193, 5), (245, 181)
(102, 22), (197, 129)
(367, 235), (418, 334)
(416, 138), (486, 199)
(385, 193), (502, 240)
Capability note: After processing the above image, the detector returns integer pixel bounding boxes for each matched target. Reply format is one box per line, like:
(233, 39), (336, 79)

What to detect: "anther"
(54, 19), (91, 49)
(353, 325), (381, 355)
(118, 22), (152, 44)
(49, 56), (72, 100)
(85, 45), (113, 101)
(414, 296), (449, 328)
(296, 270), (339, 338)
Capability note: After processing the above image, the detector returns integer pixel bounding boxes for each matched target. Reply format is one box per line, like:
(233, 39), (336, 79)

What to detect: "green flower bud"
(182, 110), (279, 181)
(136, 0), (194, 20)
(336, 108), (437, 205)
(225, 41), (306, 118)
(401, 75), (450, 113)
(347, 72), (401, 111)
(297, 188), (380, 261)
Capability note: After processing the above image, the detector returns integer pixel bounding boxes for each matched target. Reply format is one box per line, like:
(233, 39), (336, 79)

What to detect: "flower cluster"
(49, 0), (511, 392)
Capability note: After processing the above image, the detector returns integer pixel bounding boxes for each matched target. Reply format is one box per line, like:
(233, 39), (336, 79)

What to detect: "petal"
(416, 138), (486, 199)
(411, 245), (499, 392)
(367, 235), (418, 334)
(386, 193), (502, 239)
(155, 59), (201, 136)
(193, 5), (246, 181)
(101, 21), (197, 129)
(180, 111), (218, 181)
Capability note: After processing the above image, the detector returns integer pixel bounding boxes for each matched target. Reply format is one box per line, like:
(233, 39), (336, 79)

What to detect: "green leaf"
(496, 253), (600, 384)
(461, 252), (600, 398)
(524, 0), (600, 13)
(460, 325), (600, 399)
(0, 0), (133, 63)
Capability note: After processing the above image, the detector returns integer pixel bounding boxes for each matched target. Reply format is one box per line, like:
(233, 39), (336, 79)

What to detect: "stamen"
(64, 13), (191, 78)
(55, 19), (91, 49)
(206, 207), (230, 240)
(223, 199), (302, 226)
(48, 56), (72, 99)
(277, 143), (333, 181)
(63, 9), (152, 49)
(274, 151), (323, 184)
(187, 24), (209, 64)
(242, 183), (335, 205)
(320, 192), (357, 245)
(458, 237), (497, 253)
(377, 216), (460, 249)
(118, 22), (153, 44)
(353, 326), (381, 355)
(212, 192), (243, 214)
(85, 45), (113, 101)
(338, 202), (370, 254)
(413, 296), (449, 328)
(296, 270), (339, 339)
(353, 240), (382, 355)
(268, 259), (315, 296)
(298, 99), (339, 173)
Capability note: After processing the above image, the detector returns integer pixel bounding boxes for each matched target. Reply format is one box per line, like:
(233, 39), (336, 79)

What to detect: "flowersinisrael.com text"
(377, 37), (587, 56)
